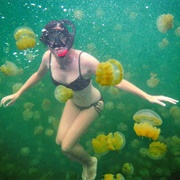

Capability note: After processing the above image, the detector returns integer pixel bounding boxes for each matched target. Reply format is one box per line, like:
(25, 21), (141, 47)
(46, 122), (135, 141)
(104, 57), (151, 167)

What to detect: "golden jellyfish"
(146, 73), (159, 88)
(103, 174), (114, 180)
(170, 106), (180, 125)
(22, 109), (34, 121)
(165, 135), (180, 156)
(96, 59), (124, 86)
(74, 10), (84, 20)
(0, 61), (19, 76)
(48, 117), (59, 130)
(105, 101), (114, 110)
(33, 110), (41, 120)
(117, 122), (128, 132)
(156, 14), (174, 33)
(96, 8), (105, 18)
(45, 128), (54, 136)
(129, 12), (137, 21)
(54, 85), (73, 103)
(130, 139), (140, 149)
(12, 83), (23, 93)
(147, 141), (167, 160)
(116, 173), (125, 180)
(34, 125), (44, 135)
(92, 134), (109, 155)
(170, 106), (180, 120)
(41, 98), (51, 111)
(108, 86), (121, 97)
(174, 27), (180, 37)
(133, 109), (162, 140)
(122, 162), (134, 175)
(106, 132), (126, 151)
(139, 147), (148, 157)
(158, 38), (169, 49)
(20, 146), (31, 156)
(23, 102), (34, 110)
(87, 43), (96, 52)
(113, 23), (122, 31)
(14, 26), (36, 50)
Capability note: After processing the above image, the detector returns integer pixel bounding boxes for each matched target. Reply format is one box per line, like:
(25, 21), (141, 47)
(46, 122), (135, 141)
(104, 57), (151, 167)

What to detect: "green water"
(0, 0), (180, 179)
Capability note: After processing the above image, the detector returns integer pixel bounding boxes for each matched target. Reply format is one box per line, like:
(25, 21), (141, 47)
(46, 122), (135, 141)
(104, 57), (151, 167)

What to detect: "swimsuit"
(49, 52), (104, 114)
(75, 96), (104, 114)
(49, 52), (91, 91)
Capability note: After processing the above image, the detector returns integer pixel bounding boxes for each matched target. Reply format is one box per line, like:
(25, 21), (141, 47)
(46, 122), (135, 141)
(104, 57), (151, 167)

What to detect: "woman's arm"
(1, 55), (49, 107)
(82, 53), (178, 106)
(115, 79), (178, 106)
(15, 62), (48, 97)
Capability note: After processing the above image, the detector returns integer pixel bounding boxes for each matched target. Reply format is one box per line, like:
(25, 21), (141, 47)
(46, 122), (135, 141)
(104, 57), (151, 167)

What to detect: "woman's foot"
(86, 157), (97, 180)
(82, 165), (87, 180)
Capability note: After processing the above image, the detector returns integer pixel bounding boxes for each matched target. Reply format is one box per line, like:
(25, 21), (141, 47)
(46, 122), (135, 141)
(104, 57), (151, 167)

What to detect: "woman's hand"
(146, 95), (179, 106)
(1, 93), (20, 107)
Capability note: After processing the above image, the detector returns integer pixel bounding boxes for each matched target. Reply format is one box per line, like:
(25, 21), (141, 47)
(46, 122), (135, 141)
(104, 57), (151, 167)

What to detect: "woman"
(1, 19), (178, 180)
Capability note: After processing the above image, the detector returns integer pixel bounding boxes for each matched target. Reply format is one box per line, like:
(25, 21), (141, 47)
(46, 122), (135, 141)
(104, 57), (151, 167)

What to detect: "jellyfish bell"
(146, 73), (160, 88)
(45, 128), (54, 136)
(139, 147), (148, 157)
(174, 26), (180, 37)
(12, 83), (23, 93)
(96, 59), (124, 86)
(0, 61), (19, 76)
(14, 26), (36, 50)
(103, 174), (114, 180)
(92, 134), (109, 155)
(107, 131), (126, 151)
(147, 141), (167, 160)
(54, 85), (73, 103)
(116, 173), (125, 180)
(20, 146), (31, 156)
(133, 109), (162, 126)
(133, 109), (162, 140)
(122, 162), (134, 175)
(158, 38), (169, 49)
(14, 26), (36, 40)
(74, 9), (84, 20)
(156, 14), (174, 33)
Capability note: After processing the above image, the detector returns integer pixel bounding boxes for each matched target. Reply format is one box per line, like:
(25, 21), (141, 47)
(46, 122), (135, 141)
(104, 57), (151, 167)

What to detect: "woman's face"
(48, 26), (67, 49)
(48, 26), (69, 57)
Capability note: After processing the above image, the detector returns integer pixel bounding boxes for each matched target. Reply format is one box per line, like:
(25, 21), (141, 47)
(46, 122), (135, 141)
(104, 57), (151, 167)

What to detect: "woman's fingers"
(155, 96), (178, 106)
(1, 96), (14, 107)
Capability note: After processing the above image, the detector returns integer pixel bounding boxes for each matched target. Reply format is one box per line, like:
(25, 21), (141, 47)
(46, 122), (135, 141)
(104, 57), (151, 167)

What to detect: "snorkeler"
(1, 19), (178, 180)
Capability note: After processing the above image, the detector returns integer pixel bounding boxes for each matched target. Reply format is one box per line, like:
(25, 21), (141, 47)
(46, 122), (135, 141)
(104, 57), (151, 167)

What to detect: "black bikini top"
(49, 52), (91, 91)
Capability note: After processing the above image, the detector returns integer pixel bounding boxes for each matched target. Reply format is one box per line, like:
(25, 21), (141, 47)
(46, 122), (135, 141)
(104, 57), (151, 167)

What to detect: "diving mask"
(40, 19), (76, 57)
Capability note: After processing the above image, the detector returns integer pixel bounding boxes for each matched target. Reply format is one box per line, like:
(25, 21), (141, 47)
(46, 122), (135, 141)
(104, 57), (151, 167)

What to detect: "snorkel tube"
(40, 19), (76, 57)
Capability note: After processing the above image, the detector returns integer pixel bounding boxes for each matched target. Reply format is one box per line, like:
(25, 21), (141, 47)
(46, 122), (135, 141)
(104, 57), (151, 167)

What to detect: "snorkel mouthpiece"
(57, 49), (68, 57)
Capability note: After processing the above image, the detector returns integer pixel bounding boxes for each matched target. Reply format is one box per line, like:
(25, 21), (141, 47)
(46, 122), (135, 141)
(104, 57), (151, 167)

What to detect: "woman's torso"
(44, 49), (101, 107)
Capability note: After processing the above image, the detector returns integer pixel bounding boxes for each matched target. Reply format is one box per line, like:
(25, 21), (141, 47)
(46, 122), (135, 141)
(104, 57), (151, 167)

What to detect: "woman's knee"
(55, 135), (62, 145)
(56, 137), (71, 153)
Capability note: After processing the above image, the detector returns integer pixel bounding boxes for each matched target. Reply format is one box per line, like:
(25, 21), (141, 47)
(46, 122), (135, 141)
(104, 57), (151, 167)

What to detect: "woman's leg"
(56, 99), (104, 179)
(56, 100), (81, 144)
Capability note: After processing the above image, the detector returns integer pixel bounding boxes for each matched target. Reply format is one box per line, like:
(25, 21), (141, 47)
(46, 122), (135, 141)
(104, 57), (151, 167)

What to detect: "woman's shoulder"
(76, 50), (100, 74)
(42, 50), (51, 65)
(81, 51), (99, 66)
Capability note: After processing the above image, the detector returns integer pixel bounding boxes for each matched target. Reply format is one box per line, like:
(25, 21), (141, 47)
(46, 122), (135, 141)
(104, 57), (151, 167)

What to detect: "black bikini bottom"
(74, 96), (104, 114)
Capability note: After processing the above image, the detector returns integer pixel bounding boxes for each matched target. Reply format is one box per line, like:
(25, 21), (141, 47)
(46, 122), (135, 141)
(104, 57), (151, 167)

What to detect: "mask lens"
(48, 30), (67, 49)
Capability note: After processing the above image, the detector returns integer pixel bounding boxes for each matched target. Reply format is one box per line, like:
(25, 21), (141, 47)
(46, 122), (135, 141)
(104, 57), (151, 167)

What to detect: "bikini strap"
(49, 53), (52, 69)
(78, 52), (83, 76)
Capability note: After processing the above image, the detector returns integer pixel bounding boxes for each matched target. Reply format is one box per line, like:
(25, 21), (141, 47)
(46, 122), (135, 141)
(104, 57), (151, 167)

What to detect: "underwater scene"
(0, 0), (180, 179)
